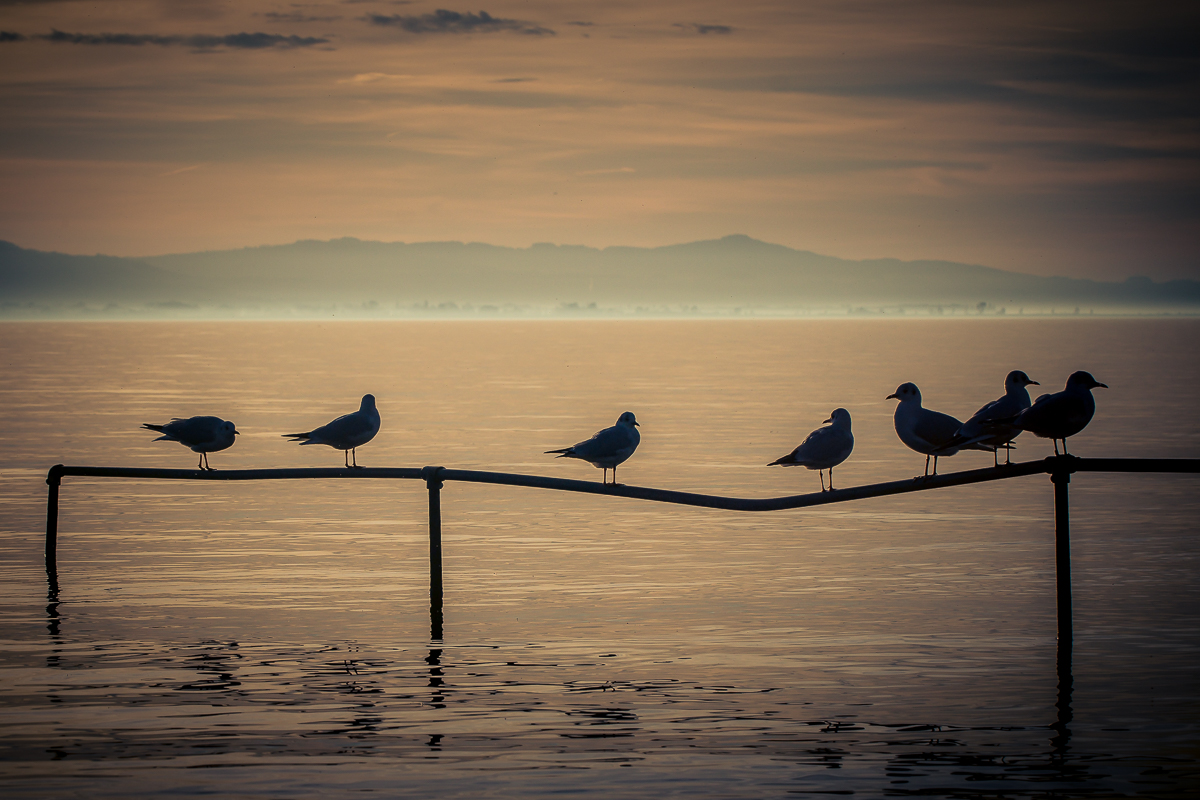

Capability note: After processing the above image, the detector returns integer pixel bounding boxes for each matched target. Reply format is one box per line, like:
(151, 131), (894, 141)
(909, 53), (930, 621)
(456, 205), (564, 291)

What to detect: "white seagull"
(545, 411), (641, 485)
(949, 370), (1040, 466)
(993, 371), (1107, 455)
(142, 416), (239, 471)
(767, 408), (854, 491)
(283, 394), (381, 468)
(888, 382), (989, 477)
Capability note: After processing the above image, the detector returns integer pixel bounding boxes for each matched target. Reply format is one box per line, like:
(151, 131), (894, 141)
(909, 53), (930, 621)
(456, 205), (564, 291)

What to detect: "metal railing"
(42, 454), (1200, 755)
(44, 455), (1200, 638)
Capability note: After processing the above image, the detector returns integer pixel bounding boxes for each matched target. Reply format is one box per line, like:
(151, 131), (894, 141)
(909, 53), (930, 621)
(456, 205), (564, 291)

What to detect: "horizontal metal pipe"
(1069, 458), (1200, 474)
(52, 465), (426, 481)
(47, 455), (1199, 513)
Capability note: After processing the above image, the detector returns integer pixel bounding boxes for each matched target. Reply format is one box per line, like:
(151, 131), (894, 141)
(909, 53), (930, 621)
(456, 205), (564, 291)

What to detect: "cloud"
(366, 9), (554, 36)
(37, 29), (330, 49)
(158, 164), (205, 177)
(338, 72), (411, 83)
(578, 167), (636, 176)
(262, 12), (342, 24)
(0, 31), (27, 42)
(673, 23), (733, 35)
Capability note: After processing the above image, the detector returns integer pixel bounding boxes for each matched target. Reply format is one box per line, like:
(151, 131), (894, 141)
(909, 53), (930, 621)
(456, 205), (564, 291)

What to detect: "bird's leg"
(931, 455), (939, 476)
(993, 448), (999, 468)
(820, 470), (827, 492)
(828, 468), (835, 491)
(344, 449), (350, 469)
(611, 466), (618, 485)
(923, 455), (931, 477)
(197, 454), (204, 471)
(1053, 439), (1061, 456)
(351, 448), (361, 469)
(1061, 439), (1070, 455)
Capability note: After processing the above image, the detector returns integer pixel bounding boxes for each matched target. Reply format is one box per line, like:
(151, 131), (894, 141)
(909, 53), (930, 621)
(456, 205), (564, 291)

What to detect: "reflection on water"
(1, 320), (1198, 797)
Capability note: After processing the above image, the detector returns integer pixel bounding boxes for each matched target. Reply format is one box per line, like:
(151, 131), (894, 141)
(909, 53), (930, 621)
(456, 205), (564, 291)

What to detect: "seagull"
(545, 411), (640, 485)
(948, 370), (1040, 466)
(141, 416), (239, 471)
(992, 371), (1107, 455)
(283, 394), (381, 468)
(888, 382), (990, 477)
(767, 408), (854, 491)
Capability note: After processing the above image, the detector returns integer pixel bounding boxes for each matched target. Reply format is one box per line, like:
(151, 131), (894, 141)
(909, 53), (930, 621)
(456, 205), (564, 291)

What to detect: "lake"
(1, 319), (1197, 797)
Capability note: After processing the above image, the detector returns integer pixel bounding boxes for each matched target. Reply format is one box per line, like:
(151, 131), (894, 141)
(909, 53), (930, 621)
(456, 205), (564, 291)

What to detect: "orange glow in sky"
(0, 0), (1196, 280)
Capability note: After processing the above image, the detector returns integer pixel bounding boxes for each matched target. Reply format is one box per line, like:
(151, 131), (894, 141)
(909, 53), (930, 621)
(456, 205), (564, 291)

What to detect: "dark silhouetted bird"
(142, 416), (239, 471)
(545, 411), (640, 485)
(283, 394), (380, 468)
(768, 408), (854, 491)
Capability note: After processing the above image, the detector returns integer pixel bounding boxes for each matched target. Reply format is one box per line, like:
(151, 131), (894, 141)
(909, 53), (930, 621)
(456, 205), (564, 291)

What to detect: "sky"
(0, 0), (1197, 281)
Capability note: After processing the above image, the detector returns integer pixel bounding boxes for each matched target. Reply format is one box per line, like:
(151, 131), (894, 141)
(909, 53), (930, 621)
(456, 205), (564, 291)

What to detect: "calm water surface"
(1, 320), (1198, 797)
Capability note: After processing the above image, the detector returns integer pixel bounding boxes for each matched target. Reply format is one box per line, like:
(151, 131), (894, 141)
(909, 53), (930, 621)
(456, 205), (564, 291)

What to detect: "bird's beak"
(886, 393), (897, 400)
(1096, 382), (1108, 389)
(1029, 380), (1040, 386)
(234, 430), (241, 435)
(823, 416), (833, 424)
(633, 421), (640, 426)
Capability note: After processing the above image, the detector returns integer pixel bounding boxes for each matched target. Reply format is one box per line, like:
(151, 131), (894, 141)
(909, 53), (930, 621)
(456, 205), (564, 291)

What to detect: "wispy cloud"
(365, 9), (554, 36)
(262, 12), (342, 24)
(338, 72), (412, 83)
(159, 164), (205, 177)
(673, 23), (732, 35)
(0, 31), (26, 42)
(578, 167), (636, 176)
(36, 29), (330, 49)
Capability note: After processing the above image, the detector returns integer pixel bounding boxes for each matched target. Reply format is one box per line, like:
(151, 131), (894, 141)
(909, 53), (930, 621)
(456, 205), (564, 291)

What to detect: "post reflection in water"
(426, 647), (447, 709)
(1052, 633), (1074, 757)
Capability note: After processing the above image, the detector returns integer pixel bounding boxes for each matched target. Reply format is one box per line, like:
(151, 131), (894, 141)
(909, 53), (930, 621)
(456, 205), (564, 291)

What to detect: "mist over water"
(1, 320), (1197, 797)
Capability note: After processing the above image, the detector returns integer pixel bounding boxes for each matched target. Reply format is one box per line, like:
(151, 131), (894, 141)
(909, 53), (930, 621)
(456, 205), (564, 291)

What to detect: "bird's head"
(1067, 371), (1107, 390)
(887, 383), (920, 403)
(1006, 370), (1039, 389)
(824, 408), (851, 426)
(618, 411), (639, 427)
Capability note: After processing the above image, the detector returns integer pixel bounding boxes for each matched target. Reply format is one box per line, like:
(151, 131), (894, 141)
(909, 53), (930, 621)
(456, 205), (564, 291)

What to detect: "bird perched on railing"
(945, 370), (1040, 466)
(283, 394), (380, 469)
(141, 416), (239, 471)
(767, 408), (854, 491)
(988, 371), (1107, 455)
(545, 411), (640, 485)
(889, 382), (990, 477)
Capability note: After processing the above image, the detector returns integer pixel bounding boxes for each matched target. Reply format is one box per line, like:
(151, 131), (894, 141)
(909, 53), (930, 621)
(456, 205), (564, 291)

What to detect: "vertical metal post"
(1051, 467), (1072, 643)
(422, 466), (445, 641)
(45, 465), (63, 573)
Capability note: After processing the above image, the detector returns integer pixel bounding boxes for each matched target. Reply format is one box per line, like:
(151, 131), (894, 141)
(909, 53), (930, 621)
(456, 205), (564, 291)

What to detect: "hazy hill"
(0, 240), (199, 304)
(3, 235), (1198, 316)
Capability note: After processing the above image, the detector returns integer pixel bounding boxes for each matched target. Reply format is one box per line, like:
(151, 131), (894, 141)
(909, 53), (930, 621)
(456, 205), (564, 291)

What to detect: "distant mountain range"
(2, 235), (1197, 318)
